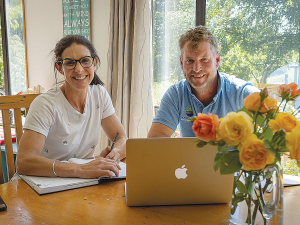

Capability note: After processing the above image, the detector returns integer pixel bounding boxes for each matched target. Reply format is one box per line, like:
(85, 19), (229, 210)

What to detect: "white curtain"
(100, 0), (154, 149)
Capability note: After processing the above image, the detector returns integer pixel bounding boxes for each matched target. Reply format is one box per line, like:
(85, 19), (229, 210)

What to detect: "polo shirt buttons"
(63, 141), (68, 145)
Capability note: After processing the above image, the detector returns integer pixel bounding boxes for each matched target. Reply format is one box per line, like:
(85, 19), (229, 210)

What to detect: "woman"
(16, 35), (127, 179)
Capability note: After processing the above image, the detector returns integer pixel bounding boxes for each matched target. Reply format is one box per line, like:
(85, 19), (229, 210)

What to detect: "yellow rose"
(244, 92), (277, 113)
(218, 111), (253, 146)
(286, 125), (300, 167)
(268, 112), (299, 132)
(238, 135), (275, 171)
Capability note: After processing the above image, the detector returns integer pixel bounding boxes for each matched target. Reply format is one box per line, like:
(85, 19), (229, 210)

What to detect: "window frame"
(0, 0), (27, 96)
(196, 0), (206, 26)
(0, 0), (11, 95)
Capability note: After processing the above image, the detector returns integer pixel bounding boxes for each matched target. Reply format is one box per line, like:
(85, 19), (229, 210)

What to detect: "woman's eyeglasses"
(59, 56), (94, 70)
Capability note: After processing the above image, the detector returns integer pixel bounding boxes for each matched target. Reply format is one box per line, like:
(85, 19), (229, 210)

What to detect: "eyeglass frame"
(58, 56), (95, 70)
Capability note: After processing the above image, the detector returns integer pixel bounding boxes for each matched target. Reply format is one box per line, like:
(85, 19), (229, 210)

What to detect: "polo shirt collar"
(213, 71), (222, 101)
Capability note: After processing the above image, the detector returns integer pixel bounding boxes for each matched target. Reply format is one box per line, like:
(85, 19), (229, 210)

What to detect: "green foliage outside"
(207, 0), (300, 84)
(152, 0), (300, 175)
(152, 0), (195, 104)
(152, 0), (300, 104)
(284, 159), (300, 176)
(0, 19), (4, 94)
(0, 0), (26, 95)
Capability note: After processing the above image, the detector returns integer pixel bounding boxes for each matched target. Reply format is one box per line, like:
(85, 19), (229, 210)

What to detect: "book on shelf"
(18, 158), (126, 195)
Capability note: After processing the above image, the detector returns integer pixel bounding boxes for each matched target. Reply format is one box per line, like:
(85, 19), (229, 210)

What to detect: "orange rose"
(192, 113), (219, 142)
(277, 83), (300, 98)
(244, 92), (277, 113)
(238, 135), (275, 171)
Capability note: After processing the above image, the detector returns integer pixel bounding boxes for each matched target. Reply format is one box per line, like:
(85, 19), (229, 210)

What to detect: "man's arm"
(147, 122), (174, 138)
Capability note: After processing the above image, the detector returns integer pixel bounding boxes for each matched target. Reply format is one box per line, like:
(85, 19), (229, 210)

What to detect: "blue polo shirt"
(153, 72), (259, 137)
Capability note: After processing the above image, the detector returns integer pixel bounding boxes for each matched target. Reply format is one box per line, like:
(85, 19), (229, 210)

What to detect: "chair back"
(0, 94), (39, 184)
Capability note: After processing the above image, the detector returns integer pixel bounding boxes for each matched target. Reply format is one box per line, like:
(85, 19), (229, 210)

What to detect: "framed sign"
(62, 0), (91, 40)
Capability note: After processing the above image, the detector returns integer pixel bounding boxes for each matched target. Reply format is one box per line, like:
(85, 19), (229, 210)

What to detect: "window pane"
(5, 0), (26, 95)
(207, 0), (300, 175)
(206, 0), (300, 116)
(152, 0), (196, 105)
(0, 12), (4, 95)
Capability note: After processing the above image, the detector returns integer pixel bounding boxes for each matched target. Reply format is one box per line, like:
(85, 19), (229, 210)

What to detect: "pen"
(110, 132), (119, 152)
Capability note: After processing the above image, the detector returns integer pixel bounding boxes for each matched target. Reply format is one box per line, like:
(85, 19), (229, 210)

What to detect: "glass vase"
(229, 162), (284, 225)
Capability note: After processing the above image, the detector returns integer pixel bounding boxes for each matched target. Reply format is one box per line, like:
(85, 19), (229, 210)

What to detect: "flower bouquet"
(190, 83), (300, 225)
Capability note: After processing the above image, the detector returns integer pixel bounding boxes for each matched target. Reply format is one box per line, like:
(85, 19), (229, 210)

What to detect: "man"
(148, 26), (259, 138)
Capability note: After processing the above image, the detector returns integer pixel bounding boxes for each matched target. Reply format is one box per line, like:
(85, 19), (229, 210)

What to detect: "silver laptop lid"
(125, 137), (234, 206)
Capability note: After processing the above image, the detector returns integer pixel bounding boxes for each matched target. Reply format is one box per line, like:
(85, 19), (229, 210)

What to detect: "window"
(152, 0), (300, 172)
(153, 0), (300, 116)
(152, 0), (196, 106)
(206, 0), (300, 116)
(0, 0), (27, 96)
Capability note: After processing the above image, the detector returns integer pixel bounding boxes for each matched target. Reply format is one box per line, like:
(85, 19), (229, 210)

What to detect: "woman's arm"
(101, 113), (127, 160)
(16, 129), (120, 178)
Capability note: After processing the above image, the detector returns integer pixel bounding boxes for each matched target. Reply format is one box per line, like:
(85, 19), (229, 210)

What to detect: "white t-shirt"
(24, 85), (115, 161)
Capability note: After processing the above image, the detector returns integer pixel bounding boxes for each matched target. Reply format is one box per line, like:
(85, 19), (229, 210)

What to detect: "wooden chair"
(0, 94), (39, 184)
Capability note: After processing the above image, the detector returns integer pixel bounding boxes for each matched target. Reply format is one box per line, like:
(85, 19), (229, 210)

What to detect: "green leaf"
(247, 181), (256, 199)
(217, 145), (224, 152)
(238, 106), (253, 118)
(278, 146), (290, 153)
(219, 151), (242, 175)
(263, 139), (272, 150)
(263, 139), (277, 156)
(255, 132), (264, 139)
(196, 141), (207, 148)
(236, 180), (248, 194)
(219, 145), (238, 153)
(263, 127), (273, 142)
(260, 88), (267, 100)
(256, 114), (265, 127)
(231, 192), (246, 214)
(213, 152), (222, 171)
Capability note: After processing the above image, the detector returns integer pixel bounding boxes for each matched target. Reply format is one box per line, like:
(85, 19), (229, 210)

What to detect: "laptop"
(125, 137), (234, 206)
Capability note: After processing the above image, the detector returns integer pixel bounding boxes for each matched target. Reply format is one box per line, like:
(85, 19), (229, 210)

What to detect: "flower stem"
(246, 195), (253, 224)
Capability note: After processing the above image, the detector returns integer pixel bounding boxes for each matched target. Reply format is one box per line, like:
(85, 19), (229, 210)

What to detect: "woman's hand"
(101, 114), (127, 160)
(77, 157), (121, 179)
(100, 146), (121, 163)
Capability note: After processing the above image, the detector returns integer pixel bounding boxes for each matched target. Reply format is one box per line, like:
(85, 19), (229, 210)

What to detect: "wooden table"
(0, 179), (299, 225)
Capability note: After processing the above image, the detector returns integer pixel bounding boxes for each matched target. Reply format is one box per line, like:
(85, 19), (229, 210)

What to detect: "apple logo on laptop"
(175, 165), (188, 179)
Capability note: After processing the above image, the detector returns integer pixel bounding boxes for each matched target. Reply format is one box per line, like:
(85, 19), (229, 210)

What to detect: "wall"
(24, 0), (110, 91)
(24, 0), (111, 154)
(91, 0), (110, 86)
(24, 0), (63, 91)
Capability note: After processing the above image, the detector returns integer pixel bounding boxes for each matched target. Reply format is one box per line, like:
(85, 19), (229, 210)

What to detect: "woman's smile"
(73, 75), (88, 80)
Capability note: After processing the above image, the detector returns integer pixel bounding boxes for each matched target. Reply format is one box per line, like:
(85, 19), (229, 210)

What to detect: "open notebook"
(18, 159), (126, 195)
(283, 174), (300, 186)
(125, 137), (234, 206)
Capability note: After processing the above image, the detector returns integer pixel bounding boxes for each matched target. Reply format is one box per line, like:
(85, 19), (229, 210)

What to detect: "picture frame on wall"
(62, 0), (91, 41)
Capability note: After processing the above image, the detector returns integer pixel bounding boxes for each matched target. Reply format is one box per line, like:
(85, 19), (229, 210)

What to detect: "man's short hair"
(179, 26), (219, 55)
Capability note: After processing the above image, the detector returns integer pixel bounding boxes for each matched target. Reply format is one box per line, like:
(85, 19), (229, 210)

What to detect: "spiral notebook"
(125, 137), (234, 206)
